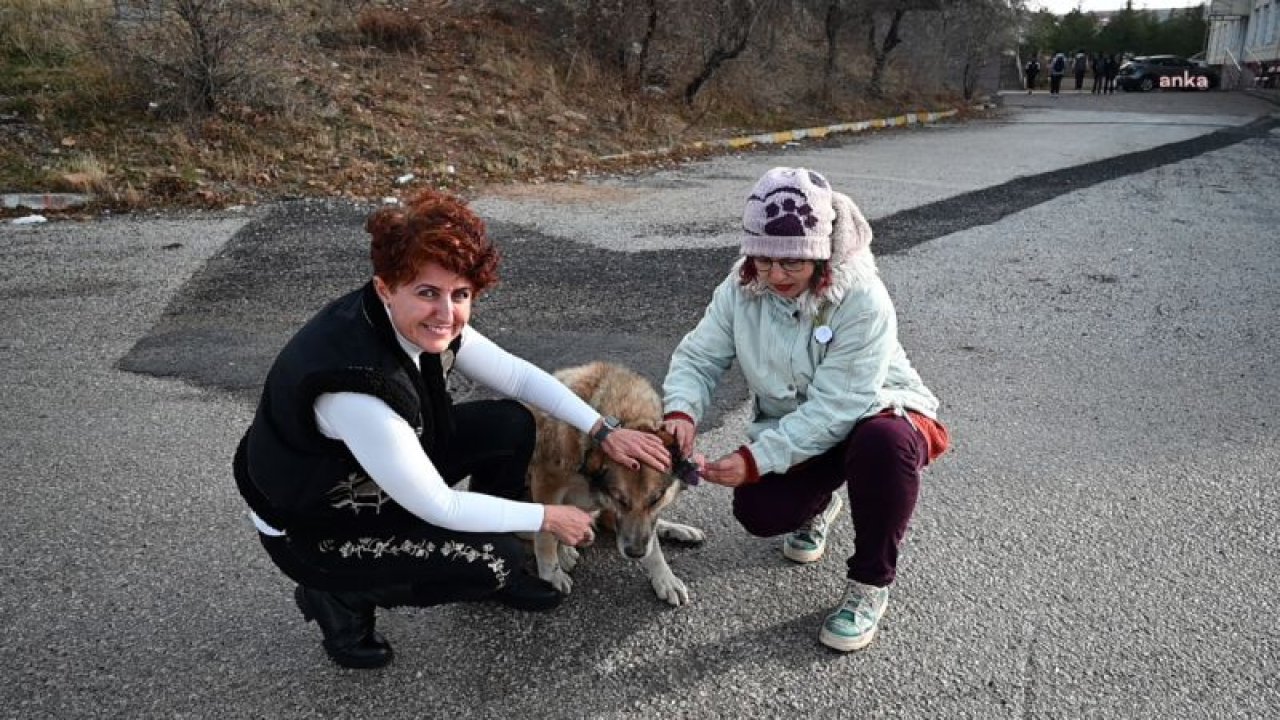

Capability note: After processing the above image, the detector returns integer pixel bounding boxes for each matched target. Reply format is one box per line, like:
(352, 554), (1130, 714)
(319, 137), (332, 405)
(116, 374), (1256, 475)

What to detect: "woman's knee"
(486, 533), (528, 583)
(489, 399), (536, 453)
(447, 532), (525, 591)
(494, 398), (535, 433)
(732, 486), (804, 537)
(847, 415), (924, 469)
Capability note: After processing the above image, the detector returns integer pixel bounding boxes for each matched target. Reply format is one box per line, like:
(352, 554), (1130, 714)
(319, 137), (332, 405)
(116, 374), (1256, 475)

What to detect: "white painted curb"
(2, 193), (93, 210)
(599, 108), (961, 162)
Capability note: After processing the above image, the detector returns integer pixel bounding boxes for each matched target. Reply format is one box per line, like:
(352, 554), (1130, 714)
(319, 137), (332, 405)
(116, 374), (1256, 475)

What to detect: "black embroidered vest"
(232, 282), (458, 531)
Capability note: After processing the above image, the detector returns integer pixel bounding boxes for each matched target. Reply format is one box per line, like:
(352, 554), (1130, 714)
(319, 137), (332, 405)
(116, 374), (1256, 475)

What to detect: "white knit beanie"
(741, 167), (835, 260)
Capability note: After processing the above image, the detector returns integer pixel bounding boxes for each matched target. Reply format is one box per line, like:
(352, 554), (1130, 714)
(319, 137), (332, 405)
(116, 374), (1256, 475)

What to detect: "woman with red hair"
(233, 190), (669, 669)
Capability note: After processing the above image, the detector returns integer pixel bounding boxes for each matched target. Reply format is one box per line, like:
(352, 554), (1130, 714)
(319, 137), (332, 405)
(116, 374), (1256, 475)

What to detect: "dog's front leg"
(534, 530), (574, 595)
(656, 518), (706, 545)
(530, 473), (576, 595)
(640, 541), (690, 606)
(557, 544), (581, 573)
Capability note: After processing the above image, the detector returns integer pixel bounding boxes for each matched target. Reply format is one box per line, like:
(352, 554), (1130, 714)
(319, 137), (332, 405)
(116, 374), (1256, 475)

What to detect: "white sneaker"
(782, 494), (843, 564)
(819, 580), (890, 652)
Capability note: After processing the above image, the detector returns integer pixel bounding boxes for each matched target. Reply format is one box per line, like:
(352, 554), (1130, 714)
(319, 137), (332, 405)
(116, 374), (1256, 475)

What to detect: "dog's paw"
(650, 571), (690, 606)
(558, 544), (581, 572)
(541, 567), (574, 595)
(657, 521), (706, 546)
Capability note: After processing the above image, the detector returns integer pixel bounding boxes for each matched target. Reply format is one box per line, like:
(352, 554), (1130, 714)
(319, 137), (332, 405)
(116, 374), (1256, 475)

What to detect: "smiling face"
(373, 261), (473, 354)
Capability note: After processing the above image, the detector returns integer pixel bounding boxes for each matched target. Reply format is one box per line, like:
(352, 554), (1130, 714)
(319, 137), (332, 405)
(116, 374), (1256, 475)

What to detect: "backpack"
(1052, 56), (1065, 73)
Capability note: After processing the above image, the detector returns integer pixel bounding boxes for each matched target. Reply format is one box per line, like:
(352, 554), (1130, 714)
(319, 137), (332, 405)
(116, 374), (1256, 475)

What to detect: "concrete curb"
(2, 192), (93, 211)
(598, 107), (962, 162)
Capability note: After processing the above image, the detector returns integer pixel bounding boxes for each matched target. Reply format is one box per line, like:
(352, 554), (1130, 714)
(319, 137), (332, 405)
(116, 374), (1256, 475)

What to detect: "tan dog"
(527, 362), (705, 606)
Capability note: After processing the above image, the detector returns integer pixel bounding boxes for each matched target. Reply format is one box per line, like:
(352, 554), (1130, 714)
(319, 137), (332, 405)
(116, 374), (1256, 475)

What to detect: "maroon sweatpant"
(731, 413), (928, 586)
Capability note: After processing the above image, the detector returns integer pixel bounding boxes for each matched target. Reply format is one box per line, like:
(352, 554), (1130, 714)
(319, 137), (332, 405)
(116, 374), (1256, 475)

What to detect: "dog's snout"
(618, 530), (652, 560)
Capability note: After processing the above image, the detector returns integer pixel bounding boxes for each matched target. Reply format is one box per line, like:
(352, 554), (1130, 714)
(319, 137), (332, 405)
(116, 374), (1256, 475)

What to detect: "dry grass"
(0, 1), (966, 214)
(356, 6), (431, 52)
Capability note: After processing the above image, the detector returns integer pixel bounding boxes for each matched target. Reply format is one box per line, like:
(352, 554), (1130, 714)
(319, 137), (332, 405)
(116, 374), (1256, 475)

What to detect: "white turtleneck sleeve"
(313, 392), (545, 533)
(453, 325), (600, 433)
(297, 323), (602, 536)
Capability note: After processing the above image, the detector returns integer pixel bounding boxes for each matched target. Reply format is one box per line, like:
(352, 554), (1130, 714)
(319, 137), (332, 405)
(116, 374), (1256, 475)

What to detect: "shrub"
(356, 7), (429, 52)
(104, 0), (286, 116)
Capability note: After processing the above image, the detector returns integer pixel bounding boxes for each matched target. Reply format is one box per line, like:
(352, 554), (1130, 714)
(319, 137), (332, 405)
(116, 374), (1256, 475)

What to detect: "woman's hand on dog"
(542, 505), (595, 546)
(602, 429), (671, 473)
(660, 417), (696, 458)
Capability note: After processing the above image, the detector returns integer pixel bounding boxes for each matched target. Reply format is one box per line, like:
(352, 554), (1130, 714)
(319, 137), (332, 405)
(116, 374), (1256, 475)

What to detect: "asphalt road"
(2, 91), (1278, 719)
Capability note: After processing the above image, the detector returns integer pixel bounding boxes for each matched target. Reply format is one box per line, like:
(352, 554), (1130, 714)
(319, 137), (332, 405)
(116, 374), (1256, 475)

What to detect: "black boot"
(294, 585), (394, 669)
(493, 570), (563, 612)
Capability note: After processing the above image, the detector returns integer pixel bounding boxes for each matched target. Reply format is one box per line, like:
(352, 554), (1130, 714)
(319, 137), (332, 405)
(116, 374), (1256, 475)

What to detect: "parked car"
(1117, 55), (1219, 91)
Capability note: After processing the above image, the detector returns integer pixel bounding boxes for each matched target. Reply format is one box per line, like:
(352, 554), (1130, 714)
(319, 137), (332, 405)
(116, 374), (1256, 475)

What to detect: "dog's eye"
(613, 494), (631, 511)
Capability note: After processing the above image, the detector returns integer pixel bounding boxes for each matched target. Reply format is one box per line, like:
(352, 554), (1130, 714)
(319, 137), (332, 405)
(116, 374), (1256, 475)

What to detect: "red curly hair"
(366, 189), (500, 292)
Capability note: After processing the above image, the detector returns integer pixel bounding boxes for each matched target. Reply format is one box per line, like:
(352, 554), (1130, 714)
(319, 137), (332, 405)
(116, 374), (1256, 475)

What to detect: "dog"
(526, 361), (705, 606)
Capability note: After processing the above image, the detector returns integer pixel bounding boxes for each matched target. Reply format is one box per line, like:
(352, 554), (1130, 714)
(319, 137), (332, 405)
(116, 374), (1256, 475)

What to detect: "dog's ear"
(583, 446), (609, 487)
(654, 427), (702, 487)
(654, 427), (685, 463)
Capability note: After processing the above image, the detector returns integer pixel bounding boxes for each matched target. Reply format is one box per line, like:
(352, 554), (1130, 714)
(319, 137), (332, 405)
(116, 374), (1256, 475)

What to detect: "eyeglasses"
(752, 257), (810, 273)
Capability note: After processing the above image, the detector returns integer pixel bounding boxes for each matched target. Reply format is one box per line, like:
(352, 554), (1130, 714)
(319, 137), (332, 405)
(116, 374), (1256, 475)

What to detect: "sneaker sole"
(819, 603), (887, 652)
(782, 543), (824, 564)
(782, 495), (843, 564)
(819, 624), (878, 652)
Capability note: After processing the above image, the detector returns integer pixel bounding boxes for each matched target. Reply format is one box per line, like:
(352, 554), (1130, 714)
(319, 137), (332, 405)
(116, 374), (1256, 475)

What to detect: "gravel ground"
(1, 91), (1277, 719)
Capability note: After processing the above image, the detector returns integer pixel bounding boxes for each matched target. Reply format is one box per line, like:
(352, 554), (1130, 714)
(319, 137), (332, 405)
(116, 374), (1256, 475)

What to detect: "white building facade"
(1207, 0), (1280, 84)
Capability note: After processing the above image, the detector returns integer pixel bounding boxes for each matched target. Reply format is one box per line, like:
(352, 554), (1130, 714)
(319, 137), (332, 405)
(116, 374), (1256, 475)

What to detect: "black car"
(1117, 55), (1219, 91)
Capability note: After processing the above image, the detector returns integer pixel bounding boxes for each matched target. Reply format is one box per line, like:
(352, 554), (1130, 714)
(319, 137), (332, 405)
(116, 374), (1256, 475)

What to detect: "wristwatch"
(592, 415), (621, 445)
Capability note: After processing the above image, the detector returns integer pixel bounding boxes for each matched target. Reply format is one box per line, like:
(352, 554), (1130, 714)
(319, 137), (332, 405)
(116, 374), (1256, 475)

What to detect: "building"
(1206, 0), (1280, 86)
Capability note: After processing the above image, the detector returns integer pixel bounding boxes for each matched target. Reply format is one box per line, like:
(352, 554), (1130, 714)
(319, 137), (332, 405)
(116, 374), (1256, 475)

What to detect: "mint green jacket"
(662, 193), (939, 476)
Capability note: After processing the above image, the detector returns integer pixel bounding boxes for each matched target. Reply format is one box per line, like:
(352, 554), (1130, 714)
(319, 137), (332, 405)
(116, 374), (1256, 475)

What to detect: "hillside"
(0, 1), (968, 216)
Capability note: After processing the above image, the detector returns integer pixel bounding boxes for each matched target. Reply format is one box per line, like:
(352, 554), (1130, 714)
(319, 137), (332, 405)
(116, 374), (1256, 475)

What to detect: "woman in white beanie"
(661, 167), (949, 651)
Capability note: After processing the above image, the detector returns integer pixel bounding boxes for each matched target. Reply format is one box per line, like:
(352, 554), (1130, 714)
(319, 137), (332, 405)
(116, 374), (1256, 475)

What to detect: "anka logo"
(1159, 70), (1210, 89)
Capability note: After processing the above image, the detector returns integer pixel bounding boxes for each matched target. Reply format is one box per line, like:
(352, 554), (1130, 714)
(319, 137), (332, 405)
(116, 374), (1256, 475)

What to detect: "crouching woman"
(661, 167), (949, 652)
(233, 190), (669, 668)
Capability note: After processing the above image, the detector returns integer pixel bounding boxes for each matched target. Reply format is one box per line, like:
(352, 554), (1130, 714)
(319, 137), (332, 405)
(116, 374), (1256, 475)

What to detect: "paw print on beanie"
(763, 195), (820, 236)
(742, 167), (835, 261)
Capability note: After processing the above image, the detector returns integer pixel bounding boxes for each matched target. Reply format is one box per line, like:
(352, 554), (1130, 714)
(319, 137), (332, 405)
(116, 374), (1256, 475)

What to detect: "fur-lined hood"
(738, 189), (879, 318)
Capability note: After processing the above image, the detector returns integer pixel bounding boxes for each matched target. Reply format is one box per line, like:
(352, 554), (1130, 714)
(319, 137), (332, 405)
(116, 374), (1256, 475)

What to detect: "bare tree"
(682, 0), (774, 105)
(868, 7), (906, 98)
(821, 0), (858, 105)
(864, 0), (943, 98)
(573, 0), (663, 87)
(109, 0), (279, 116)
(635, 0), (659, 85)
(942, 0), (1019, 100)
